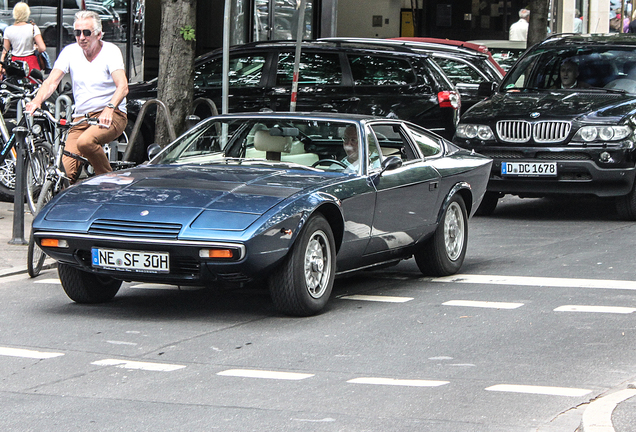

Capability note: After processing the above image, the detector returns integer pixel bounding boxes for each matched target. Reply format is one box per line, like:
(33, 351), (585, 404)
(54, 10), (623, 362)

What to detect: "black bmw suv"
(125, 40), (460, 163)
(453, 34), (636, 219)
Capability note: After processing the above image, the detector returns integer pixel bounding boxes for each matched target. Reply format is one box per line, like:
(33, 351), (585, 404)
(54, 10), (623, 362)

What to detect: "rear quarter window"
(348, 55), (417, 86)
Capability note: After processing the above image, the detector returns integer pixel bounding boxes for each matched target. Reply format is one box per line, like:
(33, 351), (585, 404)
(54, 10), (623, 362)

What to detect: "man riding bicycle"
(25, 10), (128, 182)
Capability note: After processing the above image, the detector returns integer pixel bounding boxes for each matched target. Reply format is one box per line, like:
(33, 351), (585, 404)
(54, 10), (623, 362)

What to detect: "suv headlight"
(573, 125), (632, 142)
(456, 124), (494, 140)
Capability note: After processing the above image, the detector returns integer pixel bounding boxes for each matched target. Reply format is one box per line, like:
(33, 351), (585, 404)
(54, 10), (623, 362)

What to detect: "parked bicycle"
(27, 109), (135, 277)
(0, 82), (57, 213)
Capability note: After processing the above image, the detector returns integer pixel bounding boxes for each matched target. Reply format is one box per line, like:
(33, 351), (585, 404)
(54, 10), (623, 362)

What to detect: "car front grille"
(535, 152), (592, 160)
(496, 120), (571, 144)
(88, 219), (182, 239)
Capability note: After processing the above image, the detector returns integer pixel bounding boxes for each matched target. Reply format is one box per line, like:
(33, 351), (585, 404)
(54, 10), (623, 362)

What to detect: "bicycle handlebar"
(34, 109), (99, 128)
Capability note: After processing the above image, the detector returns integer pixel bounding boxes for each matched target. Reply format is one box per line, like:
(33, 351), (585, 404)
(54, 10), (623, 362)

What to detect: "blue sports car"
(32, 113), (492, 316)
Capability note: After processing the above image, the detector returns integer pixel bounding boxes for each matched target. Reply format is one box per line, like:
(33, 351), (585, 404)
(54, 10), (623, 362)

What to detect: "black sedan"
(32, 113), (491, 316)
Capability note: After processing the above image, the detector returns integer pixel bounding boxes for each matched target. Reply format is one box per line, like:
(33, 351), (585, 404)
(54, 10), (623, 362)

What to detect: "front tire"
(616, 185), (636, 220)
(268, 214), (336, 316)
(415, 194), (468, 276)
(58, 263), (122, 303)
(27, 232), (46, 278)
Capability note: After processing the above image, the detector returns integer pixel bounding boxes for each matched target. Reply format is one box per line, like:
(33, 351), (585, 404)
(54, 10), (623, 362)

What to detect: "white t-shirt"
(509, 19), (529, 41)
(3, 24), (40, 57)
(53, 41), (127, 116)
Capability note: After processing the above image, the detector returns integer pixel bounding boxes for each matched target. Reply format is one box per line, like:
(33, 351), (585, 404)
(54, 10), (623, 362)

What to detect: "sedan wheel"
(58, 263), (122, 303)
(415, 194), (468, 276)
(268, 214), (336, 316)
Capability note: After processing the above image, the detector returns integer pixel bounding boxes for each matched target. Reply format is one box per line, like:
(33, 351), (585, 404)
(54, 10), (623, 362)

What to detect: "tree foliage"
(157, 0), (197, 146)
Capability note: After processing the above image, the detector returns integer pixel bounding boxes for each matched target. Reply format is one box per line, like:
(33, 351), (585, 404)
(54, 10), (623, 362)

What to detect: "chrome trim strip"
(34, 231), (246, 260)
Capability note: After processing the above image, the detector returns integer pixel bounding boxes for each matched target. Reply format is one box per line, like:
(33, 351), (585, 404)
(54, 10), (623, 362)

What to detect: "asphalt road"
(1, 195), (635, 431)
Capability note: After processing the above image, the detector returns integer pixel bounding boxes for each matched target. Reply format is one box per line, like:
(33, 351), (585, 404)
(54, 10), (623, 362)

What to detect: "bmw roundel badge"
(140, 210), (149, 216)
(530, 112), (540, 118)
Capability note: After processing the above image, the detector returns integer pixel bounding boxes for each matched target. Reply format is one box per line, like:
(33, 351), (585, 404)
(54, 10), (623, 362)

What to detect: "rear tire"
(58, 263), (122, 303)
(0, 156), (15, 202)
(415, 194), (468, 276)
(268, 214), (336, 316)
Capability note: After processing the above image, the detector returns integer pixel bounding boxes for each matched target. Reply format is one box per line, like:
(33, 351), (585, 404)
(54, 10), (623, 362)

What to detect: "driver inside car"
(341, 124), (380, 172)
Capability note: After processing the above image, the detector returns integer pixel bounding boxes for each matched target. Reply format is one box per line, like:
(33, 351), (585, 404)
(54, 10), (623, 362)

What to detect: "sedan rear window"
(194, 55), (267, 88)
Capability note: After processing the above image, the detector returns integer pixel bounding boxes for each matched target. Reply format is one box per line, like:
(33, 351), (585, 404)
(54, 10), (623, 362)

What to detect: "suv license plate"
(501, 162), (557, 177)
(91, 248), (170, 273)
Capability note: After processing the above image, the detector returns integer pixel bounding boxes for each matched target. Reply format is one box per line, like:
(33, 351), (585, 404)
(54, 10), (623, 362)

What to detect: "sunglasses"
(73, 29), (93, 37)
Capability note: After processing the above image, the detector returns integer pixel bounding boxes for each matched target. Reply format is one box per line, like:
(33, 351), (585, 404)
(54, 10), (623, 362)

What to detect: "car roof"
(208, 112), (384, 122)
(197, 39), (437, 63)
(538, 33), (636, 48)
(468, 40), (528, 50)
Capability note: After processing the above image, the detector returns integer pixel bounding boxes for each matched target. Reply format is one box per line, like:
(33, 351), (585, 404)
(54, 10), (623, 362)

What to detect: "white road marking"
(554, 305), (636, 314)
(433, 274), (636, 290)
(106, 340), (138, 346)
(91, 359), (185, 372)
(217, 369), (314, 380)
(485, 384), (592, 397)
(443, 300), (524, 309)
(339, 294), (413, 303)
(0, 346), (64, 359)
(129, 283), (203, 291)
(348, 377), (449, 387)
(581, 388), (636, 432)
(33, 278), (61, 284)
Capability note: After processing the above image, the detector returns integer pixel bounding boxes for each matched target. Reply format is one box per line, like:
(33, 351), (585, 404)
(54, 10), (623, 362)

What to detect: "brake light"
(438, 91), (460, 110)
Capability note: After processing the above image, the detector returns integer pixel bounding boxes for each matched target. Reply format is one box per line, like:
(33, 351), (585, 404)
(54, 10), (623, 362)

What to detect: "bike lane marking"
(347, 377), (449, 387)
(217, 369), (314, 380)
(554, 305), (636, 314)
(0, 346), (64, 359)
(91, 359), (185, 372)
(338, 294), (413, 303)
(432, 274), (636, 290)
(443, 300), (524, 309)
(486, 384), (592, 397)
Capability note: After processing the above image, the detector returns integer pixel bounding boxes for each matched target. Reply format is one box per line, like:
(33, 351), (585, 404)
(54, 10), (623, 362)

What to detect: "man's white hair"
(519, 9), (530, 19)
(74, 10), (102, 34)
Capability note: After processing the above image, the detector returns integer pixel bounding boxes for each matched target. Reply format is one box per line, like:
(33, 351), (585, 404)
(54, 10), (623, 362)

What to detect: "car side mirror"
(381, 155), (402, 172)
(147, 143), (162, 160)
(477, 81), (497, 97)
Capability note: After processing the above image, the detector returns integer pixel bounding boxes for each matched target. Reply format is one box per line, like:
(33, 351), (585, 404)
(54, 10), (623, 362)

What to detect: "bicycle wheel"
(27, 176), (56, 278)
(26, 141), (54, 214)
(27, 231), (46, 278)
(0, 151), (16, 201)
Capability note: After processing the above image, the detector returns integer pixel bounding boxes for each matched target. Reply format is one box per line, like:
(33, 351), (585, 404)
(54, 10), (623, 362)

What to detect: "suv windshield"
(501, 46), (636, 93)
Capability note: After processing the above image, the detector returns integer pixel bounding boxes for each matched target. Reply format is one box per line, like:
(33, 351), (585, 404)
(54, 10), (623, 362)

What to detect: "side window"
(406, 124), (442, 157)
(434, 58), (486, 85)
(194, 55), (266, 89)
(349, 55), (417, 86)
(276, 52), (342, 85)
(369, 124), (418, 162)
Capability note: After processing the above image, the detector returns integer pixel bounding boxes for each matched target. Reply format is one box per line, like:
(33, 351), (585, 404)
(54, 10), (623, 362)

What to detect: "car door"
(192, 51), (273, 115)
(268, 49), (356, 113)
(363, 121), (441, 256)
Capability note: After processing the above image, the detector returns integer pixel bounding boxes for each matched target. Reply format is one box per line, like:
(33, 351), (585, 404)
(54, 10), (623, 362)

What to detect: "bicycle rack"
(54, 95), (73, 154)
(123, 99), (176, 162)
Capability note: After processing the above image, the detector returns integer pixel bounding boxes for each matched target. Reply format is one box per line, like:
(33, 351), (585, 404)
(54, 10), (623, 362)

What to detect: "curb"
(0, 262), (57, 278)
(580, 388), (636, 432)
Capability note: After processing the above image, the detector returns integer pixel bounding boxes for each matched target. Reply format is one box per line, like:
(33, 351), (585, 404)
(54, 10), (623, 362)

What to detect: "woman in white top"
(0, 2), (47, 76)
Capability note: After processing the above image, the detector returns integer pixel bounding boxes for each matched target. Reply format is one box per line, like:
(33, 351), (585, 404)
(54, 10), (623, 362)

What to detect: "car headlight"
(456, 124), (494, 140)
(573, 125), (632, 142)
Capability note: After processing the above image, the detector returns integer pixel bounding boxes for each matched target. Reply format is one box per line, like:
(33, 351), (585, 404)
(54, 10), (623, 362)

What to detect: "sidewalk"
(0, 200), (36, 276)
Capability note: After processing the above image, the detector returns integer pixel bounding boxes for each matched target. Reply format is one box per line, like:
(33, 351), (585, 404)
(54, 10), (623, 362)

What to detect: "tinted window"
(407, 124), (442, 157)
(434, 57), (486, 84)
(276, 52), (342, 85)
(194, 55), (266, 88)
(349, 55), (416, 86)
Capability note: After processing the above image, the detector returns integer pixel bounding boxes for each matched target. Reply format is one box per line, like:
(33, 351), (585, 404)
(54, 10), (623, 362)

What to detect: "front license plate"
(501, 162), (557, 177)
(91, 248), (169, 273)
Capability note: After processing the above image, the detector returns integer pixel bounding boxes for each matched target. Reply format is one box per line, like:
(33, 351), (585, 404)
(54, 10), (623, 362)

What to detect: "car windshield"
(500, 46), (636, 93)
(151, 117), (360, 172)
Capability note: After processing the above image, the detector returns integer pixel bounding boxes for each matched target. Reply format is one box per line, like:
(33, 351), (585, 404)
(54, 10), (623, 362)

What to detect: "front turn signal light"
(40, 238), (68, 248)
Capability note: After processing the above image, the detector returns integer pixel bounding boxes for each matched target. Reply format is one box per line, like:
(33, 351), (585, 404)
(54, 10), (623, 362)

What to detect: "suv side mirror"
(477, 81), (497, 97)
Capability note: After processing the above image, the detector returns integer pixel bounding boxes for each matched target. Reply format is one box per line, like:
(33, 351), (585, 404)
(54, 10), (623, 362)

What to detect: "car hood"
(38, 165), (335, 231)
(463, 90), (636, 123)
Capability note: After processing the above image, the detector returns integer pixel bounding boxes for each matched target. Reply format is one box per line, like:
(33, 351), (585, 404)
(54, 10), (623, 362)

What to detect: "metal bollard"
(9, 126), (28, 245)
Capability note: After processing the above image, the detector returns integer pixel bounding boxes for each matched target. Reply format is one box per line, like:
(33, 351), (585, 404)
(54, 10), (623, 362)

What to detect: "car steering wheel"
(312, 159), (348, 168)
